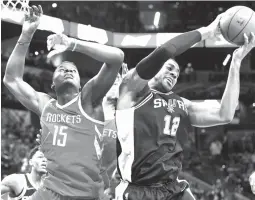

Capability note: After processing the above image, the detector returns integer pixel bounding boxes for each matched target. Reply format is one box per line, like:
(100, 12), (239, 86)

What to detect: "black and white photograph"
(1, 1), (255, 200)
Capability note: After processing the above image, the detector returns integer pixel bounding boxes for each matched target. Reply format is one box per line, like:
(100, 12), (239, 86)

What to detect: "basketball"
(219, 6), (255, 46)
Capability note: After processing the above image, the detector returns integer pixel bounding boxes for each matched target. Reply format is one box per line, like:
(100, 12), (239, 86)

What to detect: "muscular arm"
(182, 56), (241, 127)
(3, 33), (50, 116)
(1, 174), (24, 196)
(183, 32), (255, 127)
(119, 27), (211, 97)
(69, 40), (124, 106)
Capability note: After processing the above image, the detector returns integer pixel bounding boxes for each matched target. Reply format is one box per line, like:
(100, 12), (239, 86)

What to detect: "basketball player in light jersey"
(3, 5), (124, 200)
(102, 63), (129, 198)
(1, 146), (47, 200)
(114, 12), (255, 200)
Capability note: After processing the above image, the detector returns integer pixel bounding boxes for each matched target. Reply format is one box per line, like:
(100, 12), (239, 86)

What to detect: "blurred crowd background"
(1, 1), (255, 200)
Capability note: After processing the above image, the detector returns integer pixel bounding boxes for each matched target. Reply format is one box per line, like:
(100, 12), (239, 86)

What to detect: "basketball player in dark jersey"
(1, 146), (47, 200)
(3, 5), (124, 200)
(115, 12), (255, 200)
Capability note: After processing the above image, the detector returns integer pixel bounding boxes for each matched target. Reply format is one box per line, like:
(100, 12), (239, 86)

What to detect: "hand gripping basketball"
(233, 32), (255, 61)
(22, 5), (43, 36)
(206, 12), (226, 40)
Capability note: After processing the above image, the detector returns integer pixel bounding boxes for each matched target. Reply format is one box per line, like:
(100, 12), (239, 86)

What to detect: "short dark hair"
(28, 146), (40, 160)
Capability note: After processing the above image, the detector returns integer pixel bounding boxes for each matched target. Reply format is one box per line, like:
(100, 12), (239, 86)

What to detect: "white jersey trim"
(134, 92), (153, 109)
(56, 95), (79, 109)
(26, 173), (38, 190)
(40, 99), (55, 120)
(78, 95), (104, 125)
(151, 88), (173, 95)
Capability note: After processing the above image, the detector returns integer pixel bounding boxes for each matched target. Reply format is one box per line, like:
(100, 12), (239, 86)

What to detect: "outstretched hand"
(233, 32), (255, 61)
(206, 12), (226, 40)
(22, 5), (43, 36)
(47, 33), (73, 51)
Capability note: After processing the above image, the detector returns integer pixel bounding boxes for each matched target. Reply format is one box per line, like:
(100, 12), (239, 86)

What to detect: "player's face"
(156, 59), (180, 92)
(53, 62), (81, 91)
(105, 74), (122, 100)
(30, 151), (47, 173)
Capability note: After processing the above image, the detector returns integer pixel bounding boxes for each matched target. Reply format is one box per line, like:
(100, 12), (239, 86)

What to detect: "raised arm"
(47, 34), (124, 106)
(183, 33), (255, 127)
(3, 5), (50, 116)
(120, 14), (224, 95)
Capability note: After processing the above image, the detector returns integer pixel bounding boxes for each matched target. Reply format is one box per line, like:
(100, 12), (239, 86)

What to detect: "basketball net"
(1, 0), (29, 13)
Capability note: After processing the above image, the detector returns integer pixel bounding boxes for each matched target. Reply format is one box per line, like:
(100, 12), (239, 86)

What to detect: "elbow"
(108, 48), (124, 66)
(222, 116), (233, 124)
(219, 112), (234, 124)
(114, 48), (125, 65)
(3, 75), (10, 86)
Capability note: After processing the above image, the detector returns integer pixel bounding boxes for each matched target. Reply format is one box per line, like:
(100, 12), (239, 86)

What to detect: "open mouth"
(64, 74), (74, 79)
(166, 78), (173, 86)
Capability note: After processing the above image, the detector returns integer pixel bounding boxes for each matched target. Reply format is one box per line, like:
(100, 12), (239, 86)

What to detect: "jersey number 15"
(53, 125), (68, 147)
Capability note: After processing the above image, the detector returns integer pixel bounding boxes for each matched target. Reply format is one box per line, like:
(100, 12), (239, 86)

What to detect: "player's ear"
(51, 83), (55, 91)
(29, 159), (33, 166)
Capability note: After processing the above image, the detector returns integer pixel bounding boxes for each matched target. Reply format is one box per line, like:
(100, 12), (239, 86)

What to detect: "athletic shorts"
(28, 187), (100, 200)
(115, 179), (195, 200)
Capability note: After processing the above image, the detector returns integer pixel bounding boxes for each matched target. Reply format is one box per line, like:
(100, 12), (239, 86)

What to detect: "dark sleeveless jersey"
(116, 90), (192, 185)
(9, 174), (36, 200)
(40, 94), (104, 198)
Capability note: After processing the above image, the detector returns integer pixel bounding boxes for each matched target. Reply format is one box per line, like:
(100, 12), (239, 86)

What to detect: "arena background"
(1, 1), (255, 199)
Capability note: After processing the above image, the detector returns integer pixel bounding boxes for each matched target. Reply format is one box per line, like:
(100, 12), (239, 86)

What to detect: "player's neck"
(29, 170), (44, 188)
(148, 79), (164, 93)
(56, 90), (79, 106)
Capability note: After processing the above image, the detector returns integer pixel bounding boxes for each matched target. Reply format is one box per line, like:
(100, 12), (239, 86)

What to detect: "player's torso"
(116, 90), (191, 185)
(102, 119), (117, 173)
(40, 95), (104, 198)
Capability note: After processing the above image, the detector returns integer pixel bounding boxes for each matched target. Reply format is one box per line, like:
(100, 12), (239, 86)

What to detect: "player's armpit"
(3, 77), (51, 116)
(118, 68), (148, 96)
(81, 62), (123, 107)
(182, 98), (233, 128)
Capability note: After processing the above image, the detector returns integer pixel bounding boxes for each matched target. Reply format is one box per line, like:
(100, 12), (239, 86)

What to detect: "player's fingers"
(28, 7), (33, 18)
(250, 32), (255, 45)
(24, 13), (29, 21)
(39, 129), (42, 134)
(32, 5), (39, 16)
(244, 33), (249, 46)
(38, 5), (43, 16)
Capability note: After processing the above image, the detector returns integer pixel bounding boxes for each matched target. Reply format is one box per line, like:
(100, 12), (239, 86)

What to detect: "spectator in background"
(1, 146), (47, 200)
(184, 62), (195, 81)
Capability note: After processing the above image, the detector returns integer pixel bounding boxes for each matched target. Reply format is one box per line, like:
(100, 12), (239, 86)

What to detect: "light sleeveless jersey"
(40, 95), (104, 198)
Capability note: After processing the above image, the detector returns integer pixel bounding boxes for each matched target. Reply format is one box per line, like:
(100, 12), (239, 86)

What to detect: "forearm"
(136, 27), (210, 79)
(69, 39), (124, 65)
(219, 58), (241, 121)
(4, 33), (33, 81)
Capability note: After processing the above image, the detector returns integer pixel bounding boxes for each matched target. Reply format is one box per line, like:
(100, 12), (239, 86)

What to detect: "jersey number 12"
(163, 115), (180, 137)
(53, 125), (68, 147)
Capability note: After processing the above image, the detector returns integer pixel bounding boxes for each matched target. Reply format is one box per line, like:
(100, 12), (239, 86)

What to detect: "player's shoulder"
(2, 173), (25, 186)
(180, 97), (191, 106)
